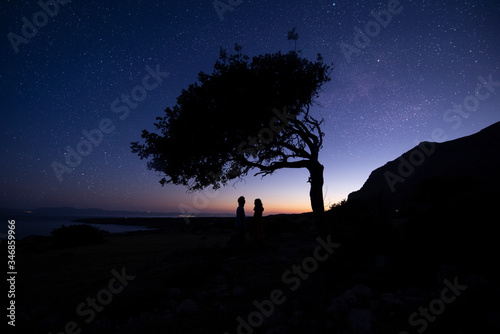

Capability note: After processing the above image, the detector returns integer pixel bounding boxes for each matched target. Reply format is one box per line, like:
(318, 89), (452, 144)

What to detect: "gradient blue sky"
(1, 0), (499, 215)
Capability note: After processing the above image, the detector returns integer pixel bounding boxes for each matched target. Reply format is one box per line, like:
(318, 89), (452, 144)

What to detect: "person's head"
(238, 196), (246, 206)
(254, 198), (263, 207)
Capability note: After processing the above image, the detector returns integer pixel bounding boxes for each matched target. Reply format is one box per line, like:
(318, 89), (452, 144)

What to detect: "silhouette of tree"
(287, 27), (299, 52)
(131, 43), (333, 235)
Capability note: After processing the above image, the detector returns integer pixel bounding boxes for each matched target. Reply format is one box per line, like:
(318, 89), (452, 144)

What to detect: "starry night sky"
(1, 0), (499, 215)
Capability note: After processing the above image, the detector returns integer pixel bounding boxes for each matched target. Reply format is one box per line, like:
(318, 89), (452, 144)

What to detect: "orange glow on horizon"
(204, 201), (312, 216)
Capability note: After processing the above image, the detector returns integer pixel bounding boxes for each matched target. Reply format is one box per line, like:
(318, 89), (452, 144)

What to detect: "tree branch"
(244, 159), (311, 177)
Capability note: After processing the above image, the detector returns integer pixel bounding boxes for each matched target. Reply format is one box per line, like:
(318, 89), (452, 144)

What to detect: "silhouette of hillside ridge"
(348, 121), (500, 210)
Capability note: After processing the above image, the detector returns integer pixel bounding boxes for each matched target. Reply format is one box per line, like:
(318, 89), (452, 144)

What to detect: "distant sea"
(0, 215), (159, 240)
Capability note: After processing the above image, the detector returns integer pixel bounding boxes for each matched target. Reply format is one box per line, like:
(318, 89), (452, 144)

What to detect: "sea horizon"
(1, 215), (171, 240)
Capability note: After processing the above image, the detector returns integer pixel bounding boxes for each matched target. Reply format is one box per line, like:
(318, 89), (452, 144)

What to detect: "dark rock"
(347, 308), (373, 334)
(175, 298), (199, 315)
(165, 299), (177, 309)
(167, 287), (181, 297)
(232, 285), (247, 296)
(348, 121), (500, 211)
(327, 296), (349, 315)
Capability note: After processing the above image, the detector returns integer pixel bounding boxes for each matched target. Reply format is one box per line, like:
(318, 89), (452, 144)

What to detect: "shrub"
(51, 224), (109, 248)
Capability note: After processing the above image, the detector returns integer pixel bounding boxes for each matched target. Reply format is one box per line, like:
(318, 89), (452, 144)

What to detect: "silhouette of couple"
(235, 196), (264, 242)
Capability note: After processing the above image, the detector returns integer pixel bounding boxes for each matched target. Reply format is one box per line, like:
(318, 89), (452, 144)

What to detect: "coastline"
(73, 216), (238, 235)
(72, 213), (312, 232)
(73, 216), (235, 227)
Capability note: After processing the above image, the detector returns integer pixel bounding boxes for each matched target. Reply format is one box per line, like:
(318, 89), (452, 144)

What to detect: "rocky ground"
(13, 207), (500, 334)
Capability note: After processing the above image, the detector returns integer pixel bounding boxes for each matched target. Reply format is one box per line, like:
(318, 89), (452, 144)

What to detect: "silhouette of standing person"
(235, 196), (246, 243)
(251, 198), (264, 241)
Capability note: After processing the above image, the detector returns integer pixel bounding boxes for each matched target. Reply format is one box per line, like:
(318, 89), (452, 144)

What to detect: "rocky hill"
(348, 121), (500, 211)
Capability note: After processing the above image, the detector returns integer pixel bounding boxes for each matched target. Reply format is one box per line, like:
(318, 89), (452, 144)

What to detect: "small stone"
(176, 299), (199, 315)
(326, 296), (349, 316)
(232, 285), (247, 296)
(167, 287), (181, 297)
(347, 308), (372, 334)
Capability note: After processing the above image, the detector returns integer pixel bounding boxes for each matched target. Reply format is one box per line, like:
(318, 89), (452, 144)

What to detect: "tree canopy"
(131, 44), (333, 233)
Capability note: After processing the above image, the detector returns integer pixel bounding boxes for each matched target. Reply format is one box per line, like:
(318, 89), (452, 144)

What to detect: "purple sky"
(1, 0), (499, 215)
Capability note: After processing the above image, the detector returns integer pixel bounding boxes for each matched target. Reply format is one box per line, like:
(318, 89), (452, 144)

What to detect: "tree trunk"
(309, 161), (327, 237)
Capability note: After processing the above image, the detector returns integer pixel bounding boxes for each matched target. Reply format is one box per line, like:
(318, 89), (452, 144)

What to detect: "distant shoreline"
(73, 213), (311, 230)
(0, 214), (311, 239)
(73, 216), (236, 228)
